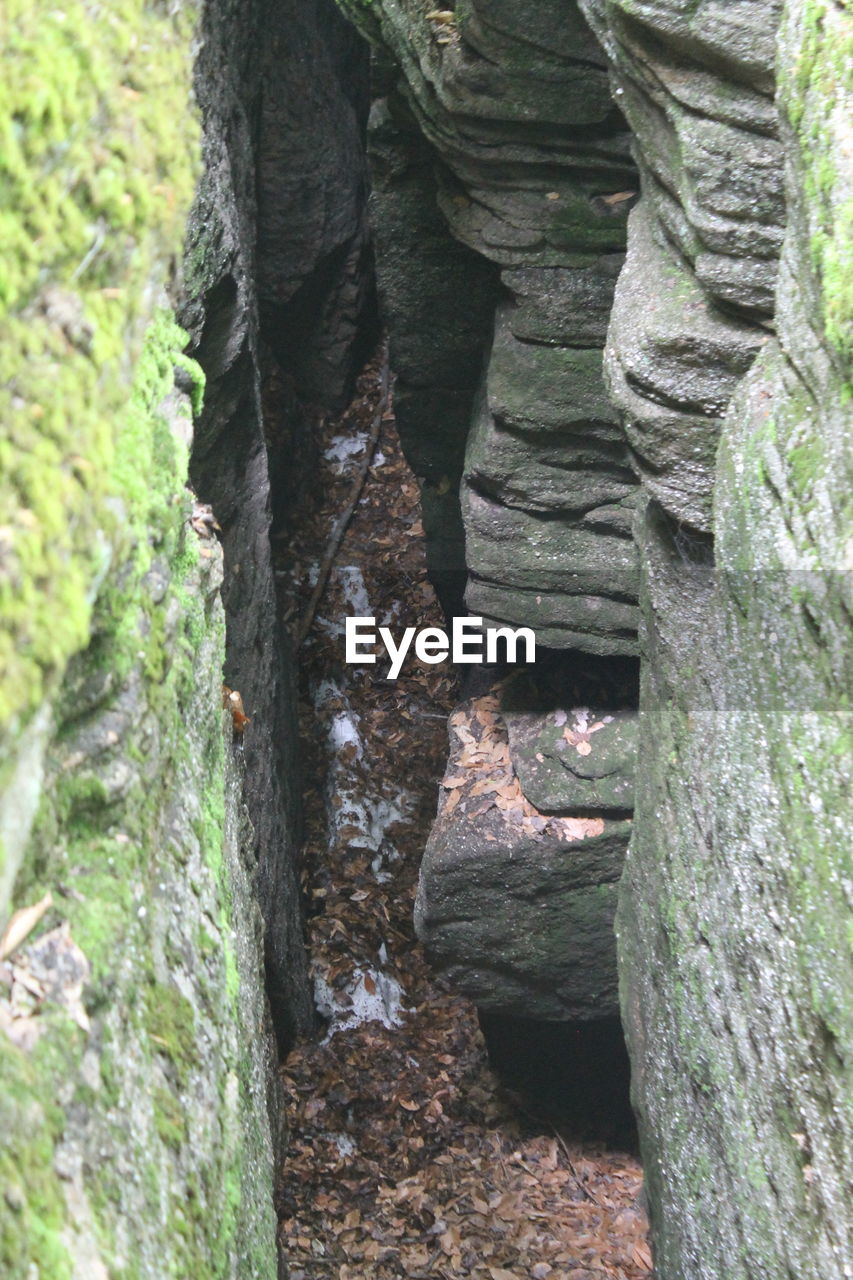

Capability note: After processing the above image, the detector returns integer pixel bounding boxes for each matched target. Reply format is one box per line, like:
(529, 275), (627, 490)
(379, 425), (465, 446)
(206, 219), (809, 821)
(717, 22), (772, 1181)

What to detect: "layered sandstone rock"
(342, 3), (851, 1276)
(580, 2), (851, 1277)
(415, 657), (638, 1021)
(344, 0), (642, 648)
(414, 684), (634, 1021)
(342, 0), (645, 1033)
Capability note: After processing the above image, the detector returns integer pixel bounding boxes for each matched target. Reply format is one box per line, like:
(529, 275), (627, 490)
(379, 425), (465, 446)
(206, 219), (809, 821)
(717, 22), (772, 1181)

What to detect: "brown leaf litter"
(273, 349), (651, 1280)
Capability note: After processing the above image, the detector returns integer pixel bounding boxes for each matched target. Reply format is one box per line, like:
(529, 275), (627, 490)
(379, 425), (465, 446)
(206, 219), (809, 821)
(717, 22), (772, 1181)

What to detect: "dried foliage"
(274, 352), (651, 1280)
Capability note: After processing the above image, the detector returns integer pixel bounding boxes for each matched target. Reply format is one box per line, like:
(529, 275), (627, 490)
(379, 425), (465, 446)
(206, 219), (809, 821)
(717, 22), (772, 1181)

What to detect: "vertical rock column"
(183, 0), (376, 1048)
(344, 0), (642, 648)
(338, 0), (644, 1036)
(578, 1), (852, 1276)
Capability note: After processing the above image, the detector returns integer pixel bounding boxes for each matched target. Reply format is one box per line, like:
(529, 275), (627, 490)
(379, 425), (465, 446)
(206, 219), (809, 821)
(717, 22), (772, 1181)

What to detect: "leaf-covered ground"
(274, 352), (651, 1280)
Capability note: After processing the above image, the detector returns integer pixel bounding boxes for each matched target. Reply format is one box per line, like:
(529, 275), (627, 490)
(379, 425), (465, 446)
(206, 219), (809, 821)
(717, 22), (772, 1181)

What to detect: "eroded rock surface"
(345, 0), (642, 648)
(582, 2), (852, 1277)
(183, 0), (375, 1046)
(415, 692), (632, 1021)
(344, 2), (850, 1276)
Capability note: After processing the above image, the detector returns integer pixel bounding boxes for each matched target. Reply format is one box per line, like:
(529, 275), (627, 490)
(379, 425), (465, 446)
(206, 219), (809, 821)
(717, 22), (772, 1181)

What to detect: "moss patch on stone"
(0, 0), (201, 747)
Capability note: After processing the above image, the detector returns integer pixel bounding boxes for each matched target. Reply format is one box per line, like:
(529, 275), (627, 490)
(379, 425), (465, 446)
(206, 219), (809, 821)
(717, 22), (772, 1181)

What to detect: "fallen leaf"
(222, 686), (251, 734)
(632, 1240), (653, 1270)
(576, 740), (592, 756)
(0, 893), (53, 962)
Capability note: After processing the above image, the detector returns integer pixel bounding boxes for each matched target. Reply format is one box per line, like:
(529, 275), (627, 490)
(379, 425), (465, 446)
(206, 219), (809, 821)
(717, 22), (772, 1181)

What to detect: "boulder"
(506, 708), (638, 814)
(415, 694), (632, 1020)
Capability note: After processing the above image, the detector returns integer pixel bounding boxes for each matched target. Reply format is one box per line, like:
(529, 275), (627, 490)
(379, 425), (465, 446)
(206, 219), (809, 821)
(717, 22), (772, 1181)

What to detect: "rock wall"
(340, 0), (851, 1275)
(0, 5), (281, 1272)
(342, 0), (645, 1034)
(1, 0), (373, 1273)
(577, 2), (851, 1276)
(181, 0), (375, 1049)
(346, 0), (641, 648)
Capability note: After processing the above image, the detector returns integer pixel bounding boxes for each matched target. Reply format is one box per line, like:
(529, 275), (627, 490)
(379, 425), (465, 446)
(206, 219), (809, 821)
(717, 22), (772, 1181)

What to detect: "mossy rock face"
(0, 5), (280, 1273)
(1, 320), (279, 1279)
(0, 0), (200, 754)
(506, 708), (638, 814)
(0, 0), (201, 907)
(582, 2), (853, 1277)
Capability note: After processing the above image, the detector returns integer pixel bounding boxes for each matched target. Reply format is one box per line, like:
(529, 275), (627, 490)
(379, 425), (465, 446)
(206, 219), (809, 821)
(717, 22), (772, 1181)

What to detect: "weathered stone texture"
(579, 1), (851, 1277)
(183, 0), (375, 1047)
(1, 310), (280, 1274)
(345, 0), (641, 650)
(415, 695), (632, 1021)
(0, 1), (328, 1272)
(363, 0), (850, 1272)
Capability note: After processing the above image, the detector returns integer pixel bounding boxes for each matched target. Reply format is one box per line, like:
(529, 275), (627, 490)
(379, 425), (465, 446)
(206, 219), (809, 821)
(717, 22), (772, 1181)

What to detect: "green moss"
(144, 982), (196, 1086)
(0, 0), (201, 746)
(0, 1042), (73, 1279)
(0, 5), (276, 1274)
(153, 1085), (189, 1151)
(782, 0), (853, 362)
(787, 437), (824, 499)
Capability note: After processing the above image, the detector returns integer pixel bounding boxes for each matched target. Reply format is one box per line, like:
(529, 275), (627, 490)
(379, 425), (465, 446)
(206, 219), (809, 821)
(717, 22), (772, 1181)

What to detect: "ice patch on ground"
(312, 676), (415, 849)
(314, 966), (406, 1039)
(316, 565), (371, 639)
(330, 794), (411, 857)
(315, 679), (363, 754)
(337, 565), (371, 617)
(324, 432), (368, 470)
(329, 709), (362, 760)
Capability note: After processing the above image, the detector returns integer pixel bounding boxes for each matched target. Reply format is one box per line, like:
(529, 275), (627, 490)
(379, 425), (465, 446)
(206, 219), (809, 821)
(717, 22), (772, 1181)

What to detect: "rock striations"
(344, 1), (851, 1277)
(343, 0), (647, 1050)
(345, 0), (642, 649)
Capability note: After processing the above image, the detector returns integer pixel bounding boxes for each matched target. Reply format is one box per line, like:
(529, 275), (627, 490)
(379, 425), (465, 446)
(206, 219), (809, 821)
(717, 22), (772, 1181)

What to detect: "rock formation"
(353, 0), (642, 648)
(1, 0), (849, 1274)
(181, 0), (375, 1049)
(342, 1), (851, 1275)
(343, 0), (645, 1041)
(579, 2), (851, 1275)
(1, 0), (372, 1273)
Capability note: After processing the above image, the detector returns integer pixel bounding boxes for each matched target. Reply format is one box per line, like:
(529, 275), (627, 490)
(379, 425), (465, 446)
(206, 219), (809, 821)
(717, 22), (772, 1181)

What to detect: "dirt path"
(274, 353), (651, 1280)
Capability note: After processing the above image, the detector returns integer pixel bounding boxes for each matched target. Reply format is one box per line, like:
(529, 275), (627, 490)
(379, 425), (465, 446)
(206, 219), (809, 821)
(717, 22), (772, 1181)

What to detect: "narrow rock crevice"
(2, 0), (847, 1276)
